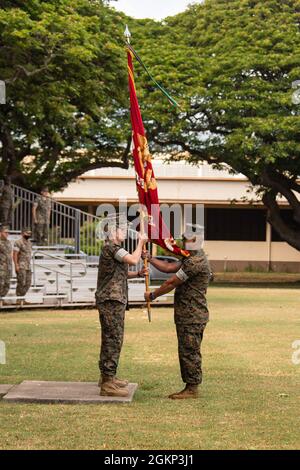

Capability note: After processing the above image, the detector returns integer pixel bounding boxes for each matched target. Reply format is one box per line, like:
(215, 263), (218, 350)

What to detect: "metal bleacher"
(0, 184), (172, 310)
(0, 247), (148, 309)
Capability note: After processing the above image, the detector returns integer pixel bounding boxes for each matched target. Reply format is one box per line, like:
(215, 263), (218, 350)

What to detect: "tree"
(0, 0), (130, 191)
(130, 0), (300, 251)
(2, 1), (300, 252)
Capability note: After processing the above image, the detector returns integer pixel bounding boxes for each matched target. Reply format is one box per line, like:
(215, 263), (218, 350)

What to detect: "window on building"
(205, 208), (267, 241)
(69, 204), (89, 213)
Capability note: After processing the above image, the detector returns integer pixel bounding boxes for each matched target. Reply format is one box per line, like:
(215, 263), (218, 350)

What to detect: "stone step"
(2, 380), (138, 404)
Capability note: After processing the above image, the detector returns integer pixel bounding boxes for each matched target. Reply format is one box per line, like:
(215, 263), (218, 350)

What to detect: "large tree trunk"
(260, 169), (300, 251)
(263, 191), (300, 252)
(0, 128), (24, 184)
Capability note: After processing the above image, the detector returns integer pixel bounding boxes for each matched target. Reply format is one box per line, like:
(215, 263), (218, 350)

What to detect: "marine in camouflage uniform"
(0, 178), (14, 227)
(174, 250), (211, 388)
(145, 234), (211, 399)
(13, 229), (32, 297)
(95, 222), (147, 397)
(32, 189), (51, 245)
(0, 225), (12, 299)
(96, 241), (129, 380)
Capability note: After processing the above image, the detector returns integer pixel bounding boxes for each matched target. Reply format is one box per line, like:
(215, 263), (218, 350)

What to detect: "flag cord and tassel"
(124, 24), (179, 108)
(126, 43), (179, 108)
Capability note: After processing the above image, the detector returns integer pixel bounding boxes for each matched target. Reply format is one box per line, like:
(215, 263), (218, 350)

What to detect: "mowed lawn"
(0, 287), (299, 450)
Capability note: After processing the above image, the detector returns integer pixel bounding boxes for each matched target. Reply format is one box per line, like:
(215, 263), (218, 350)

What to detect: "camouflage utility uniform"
(0, 184), (14, 226)
(0, 238), (12, 298)
(33, 196), (51, 245)
(95, 242), (129, 377)
(14, 238), (32, 297)
(174, 249), (211, 385)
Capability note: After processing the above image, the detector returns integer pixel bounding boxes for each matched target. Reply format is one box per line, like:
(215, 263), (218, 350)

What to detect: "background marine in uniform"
(0, 225), (12, 301)
(0, 177), (14, 227)
(32, 187), (51, 245)
(13, 227), (33, 302)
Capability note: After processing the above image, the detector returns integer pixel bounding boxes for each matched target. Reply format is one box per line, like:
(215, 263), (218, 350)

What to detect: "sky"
(114, 0), (202, 21)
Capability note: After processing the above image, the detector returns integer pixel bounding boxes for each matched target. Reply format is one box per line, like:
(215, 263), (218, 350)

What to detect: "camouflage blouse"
(0, 239), (12, 274)
(33, 196), (51, 224)
(95, 242), (129, 306)
(13, 238), (32, 270)
(174, 249), (211, 325)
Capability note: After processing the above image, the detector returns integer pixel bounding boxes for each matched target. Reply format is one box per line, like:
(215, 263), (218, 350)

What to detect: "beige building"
(54, 161), (300, 272)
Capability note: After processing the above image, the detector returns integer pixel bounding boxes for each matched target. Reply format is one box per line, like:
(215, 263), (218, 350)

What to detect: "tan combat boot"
(100, 375), (129, 397)
(168, 384), (199, 400)
(98, 376), (129, 388)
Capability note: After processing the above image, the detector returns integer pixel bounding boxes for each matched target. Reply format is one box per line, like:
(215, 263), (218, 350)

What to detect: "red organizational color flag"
(127, 49), (190, 258)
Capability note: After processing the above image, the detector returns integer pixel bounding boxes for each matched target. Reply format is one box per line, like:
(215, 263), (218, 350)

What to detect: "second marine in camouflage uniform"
(174, 250), (211, 387)
(144, 234), (211, 399)
(95, 224), (146, 398)
(13, 229), (32, 297)
(0, 225), (12, 298)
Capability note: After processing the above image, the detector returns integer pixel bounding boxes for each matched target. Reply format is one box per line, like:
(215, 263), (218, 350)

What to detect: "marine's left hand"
(139, 267), (149, 277)
(141, 250), (151, 261)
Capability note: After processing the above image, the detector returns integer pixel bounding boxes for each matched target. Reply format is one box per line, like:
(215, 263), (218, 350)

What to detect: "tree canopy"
(129, 0), (300, 250)
(0, 0), (130, 190)
(1, 0), (300, 250)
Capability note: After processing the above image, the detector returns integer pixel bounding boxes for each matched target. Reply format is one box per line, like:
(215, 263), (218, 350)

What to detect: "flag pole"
(125, 25), (151, 322)
(139, 207), (151, 322)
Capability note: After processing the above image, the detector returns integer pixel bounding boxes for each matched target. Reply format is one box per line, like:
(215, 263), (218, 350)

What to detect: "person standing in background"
(0, 177), (14, 227)
(0, 225), (12, 300)
(32, 187), (51, 245)
(13, 227), (33, 302)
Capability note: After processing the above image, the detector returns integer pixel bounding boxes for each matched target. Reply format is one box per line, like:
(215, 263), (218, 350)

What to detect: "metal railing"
(11, 184), (103, 256)
(32, 251), (87, 302)
(10, 184), (145, 259)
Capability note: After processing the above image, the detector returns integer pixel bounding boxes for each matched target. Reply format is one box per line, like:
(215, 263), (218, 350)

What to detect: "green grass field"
(0, 287), (299, 450)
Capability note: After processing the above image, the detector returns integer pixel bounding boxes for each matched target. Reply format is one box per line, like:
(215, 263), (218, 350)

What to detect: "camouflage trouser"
(34, 223), (48, 245)
(176, 323), (206, 385)
(0, 271), (11, 298)
(0, 205), (12, 226)
(98, 300), (126, 377)
(16, 270), (32, 297)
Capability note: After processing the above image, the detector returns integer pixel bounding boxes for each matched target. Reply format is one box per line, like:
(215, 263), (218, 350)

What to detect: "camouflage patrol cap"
(0, 224), (10, 232)
(101, 212), (130, 240)
(182, 223), (205, 251)
(106, 212), (129, 229)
